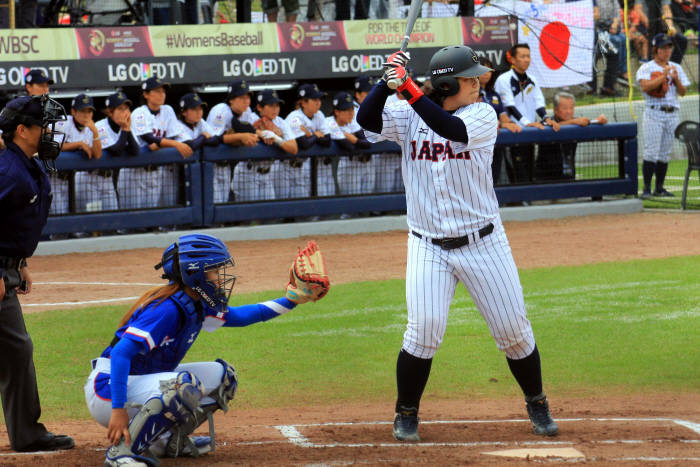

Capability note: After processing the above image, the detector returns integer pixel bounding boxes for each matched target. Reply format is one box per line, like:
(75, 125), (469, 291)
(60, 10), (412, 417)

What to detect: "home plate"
(482, 447), (585, 459)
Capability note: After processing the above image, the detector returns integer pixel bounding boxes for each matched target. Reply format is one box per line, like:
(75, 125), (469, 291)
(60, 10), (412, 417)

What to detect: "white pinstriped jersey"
(206, 103), (259, 135)
(636, 60), (690, 108)
(324, 115), (361, 139)
(54, 116), (94, 146)
(494, 69), (545, 126)
(174, 119), (216, 141)
(285, 109), (331, 139)
(131, 104), (183, 146)
(375, 100), (499, 238)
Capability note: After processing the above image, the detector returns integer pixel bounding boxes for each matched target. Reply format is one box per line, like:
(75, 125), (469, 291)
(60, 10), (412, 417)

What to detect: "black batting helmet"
(429, 45), (493, 97)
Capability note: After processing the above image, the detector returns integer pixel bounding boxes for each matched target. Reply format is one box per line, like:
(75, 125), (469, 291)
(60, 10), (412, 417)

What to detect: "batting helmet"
(429, 45), (493, 97)
(155, 233), (236, 310)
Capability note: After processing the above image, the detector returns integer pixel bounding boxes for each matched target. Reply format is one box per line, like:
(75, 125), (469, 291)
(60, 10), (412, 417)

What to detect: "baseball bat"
(387, 0), (424, 90)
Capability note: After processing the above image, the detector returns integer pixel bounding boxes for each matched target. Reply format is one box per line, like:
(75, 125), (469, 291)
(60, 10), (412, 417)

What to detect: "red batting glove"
(382, 50), (411, 69)
(384, 66), (424, 103)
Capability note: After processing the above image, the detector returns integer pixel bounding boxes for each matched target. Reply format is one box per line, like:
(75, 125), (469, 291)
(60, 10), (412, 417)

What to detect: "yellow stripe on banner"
(622, 0), (636, 119)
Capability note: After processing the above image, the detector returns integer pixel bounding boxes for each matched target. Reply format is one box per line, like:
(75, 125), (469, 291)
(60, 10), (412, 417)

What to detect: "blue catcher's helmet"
(155, 234), (236, 309)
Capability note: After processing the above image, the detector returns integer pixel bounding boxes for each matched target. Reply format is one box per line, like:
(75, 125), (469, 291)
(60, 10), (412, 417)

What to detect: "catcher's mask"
(155, 233), (236, 310)
(0, 95), (67, 172)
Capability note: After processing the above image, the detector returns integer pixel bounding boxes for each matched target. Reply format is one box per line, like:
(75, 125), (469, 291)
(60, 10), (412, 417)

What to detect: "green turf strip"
(20, 255), (700, 422)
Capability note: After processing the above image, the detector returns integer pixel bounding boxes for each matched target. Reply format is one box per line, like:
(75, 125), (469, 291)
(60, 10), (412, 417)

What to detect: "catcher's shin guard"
(164, 359), (238, 458)
(112, 371), (205, 461)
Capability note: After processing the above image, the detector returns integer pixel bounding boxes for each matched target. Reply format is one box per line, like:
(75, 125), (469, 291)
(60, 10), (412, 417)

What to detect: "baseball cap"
(332, 91), (354, 110)
(297, 83), (326, 99)
(72, 93), (95, 111)
(256, 89), (284, 106)
(652, 33), (672, 48)
(179, 92), (207, 110)
(105, 91), (132, 109)
(0, 96), (46, 130)
(227, 80), (250, 98)
(142, 77), (170, 91)
(25, 69), (54, 85)
(354, 76), (375, 93)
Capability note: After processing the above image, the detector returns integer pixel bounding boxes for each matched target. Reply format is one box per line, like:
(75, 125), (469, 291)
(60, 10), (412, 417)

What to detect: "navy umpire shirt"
(0, 141), (51, 259)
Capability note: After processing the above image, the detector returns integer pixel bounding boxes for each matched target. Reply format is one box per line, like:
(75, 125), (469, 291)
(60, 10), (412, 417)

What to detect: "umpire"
(0, 95), (74, 452)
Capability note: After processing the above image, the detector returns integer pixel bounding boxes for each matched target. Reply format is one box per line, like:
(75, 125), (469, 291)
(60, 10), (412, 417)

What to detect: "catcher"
(636, 33), (689, 199)
(83, 233), (329, 466)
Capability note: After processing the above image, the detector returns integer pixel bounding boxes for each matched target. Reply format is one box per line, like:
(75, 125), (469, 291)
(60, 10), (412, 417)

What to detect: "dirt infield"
(3, 211), (699, 465)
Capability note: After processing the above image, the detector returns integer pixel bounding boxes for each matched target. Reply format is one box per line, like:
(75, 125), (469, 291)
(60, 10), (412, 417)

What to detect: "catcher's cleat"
(393, 407), (420, 441)
(526, 394), (559, 436)
(165, 435), (213, 458)
(104, 447), (153, 467)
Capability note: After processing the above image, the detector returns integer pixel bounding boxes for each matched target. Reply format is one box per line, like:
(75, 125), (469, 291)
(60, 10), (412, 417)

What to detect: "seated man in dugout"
(535, 92), (608, 181)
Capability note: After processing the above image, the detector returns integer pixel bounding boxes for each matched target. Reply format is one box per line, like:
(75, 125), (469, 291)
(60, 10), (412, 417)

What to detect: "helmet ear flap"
(432, 76), (460, 97)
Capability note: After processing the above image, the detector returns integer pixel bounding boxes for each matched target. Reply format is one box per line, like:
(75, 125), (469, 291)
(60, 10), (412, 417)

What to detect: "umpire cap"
(429, 45), (493, 97)
(0, 96), (46, 130)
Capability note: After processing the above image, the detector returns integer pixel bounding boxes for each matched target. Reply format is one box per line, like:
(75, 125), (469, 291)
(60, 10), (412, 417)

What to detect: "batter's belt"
(411, 223), (494, 250)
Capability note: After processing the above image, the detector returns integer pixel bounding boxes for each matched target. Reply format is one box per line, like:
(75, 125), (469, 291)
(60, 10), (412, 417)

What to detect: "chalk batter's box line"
(274, 417), (700, 449)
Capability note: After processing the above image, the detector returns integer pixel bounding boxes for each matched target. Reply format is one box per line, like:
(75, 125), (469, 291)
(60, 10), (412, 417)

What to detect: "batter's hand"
(107, 408), (130, 446)
(383, 50), (411, 69)
(383, 65), (409, 90)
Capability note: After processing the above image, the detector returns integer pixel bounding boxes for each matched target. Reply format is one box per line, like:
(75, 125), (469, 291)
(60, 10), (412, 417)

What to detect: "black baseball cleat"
(17, 432), (75, 452)
(526, 394), (559, 436)
(393, 407), (420, 441)
(653, 189), (675, 197)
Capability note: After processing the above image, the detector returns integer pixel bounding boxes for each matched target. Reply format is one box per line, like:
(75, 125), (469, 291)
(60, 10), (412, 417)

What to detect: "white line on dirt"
(33, 281), (162, 286)
(283, 417), (686, 428)
(23, 296), (140, 307)
(674, 420), (700, 436)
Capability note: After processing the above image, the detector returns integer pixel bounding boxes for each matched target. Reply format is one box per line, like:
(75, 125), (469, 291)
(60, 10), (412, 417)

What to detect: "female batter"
(85, 233), (327, 466)
(357, 46), (558, 441)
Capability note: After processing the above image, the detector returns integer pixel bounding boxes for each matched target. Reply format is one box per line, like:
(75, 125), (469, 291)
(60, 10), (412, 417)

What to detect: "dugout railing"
(43, 122), (637, 235)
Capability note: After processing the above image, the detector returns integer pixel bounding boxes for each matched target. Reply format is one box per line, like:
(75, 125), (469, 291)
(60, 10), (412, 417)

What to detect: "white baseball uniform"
(50, 116), (91, 214)
(327, 115), (373, 195)
(131, 104), (184, 208)
(636, 60), (690, 163)
(281, 109), (331, 198)
(358, 100), (402, 194)
(207, 104), (262, 203)
(374, 99), (535, 360)
(264, 116), (301, 199)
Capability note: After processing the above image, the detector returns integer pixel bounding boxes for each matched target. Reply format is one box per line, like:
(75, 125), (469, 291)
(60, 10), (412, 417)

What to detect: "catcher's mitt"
(285, 240), (330, 304)
(646, 71), (669, 98)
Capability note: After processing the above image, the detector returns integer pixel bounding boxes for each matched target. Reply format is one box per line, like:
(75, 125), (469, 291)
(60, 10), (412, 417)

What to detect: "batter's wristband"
(398, 78), (423, 104)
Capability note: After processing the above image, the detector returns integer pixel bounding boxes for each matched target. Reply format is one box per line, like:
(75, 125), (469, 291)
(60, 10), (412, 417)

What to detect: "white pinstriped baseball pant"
(403, 221), (535, 360)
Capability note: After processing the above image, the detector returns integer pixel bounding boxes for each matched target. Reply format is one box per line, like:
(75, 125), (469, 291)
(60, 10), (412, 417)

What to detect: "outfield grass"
(22, 255), (700, 422)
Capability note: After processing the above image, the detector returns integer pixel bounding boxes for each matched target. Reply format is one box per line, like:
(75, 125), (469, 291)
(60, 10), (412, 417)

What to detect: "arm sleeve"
(109, 338), (142, 409)
(140, 133), (163, 146)
(505, 105), (524, 122)
(353, 130), (371, 149)
(105, 131), (139, 157)
(125, 131), (140, 157)
(316, 133), (332, 147)
(336, 138), (354, 151)
(185, 135), (207, 150)
(296, 134), (317, 149)
(223, 297), (297, 327)
(410, 96), (468, 143)
(204, 134), (223, 146)
(356, 81), (392, 134)
(231, 117), (256, 134)
(536, 107), (548, 119)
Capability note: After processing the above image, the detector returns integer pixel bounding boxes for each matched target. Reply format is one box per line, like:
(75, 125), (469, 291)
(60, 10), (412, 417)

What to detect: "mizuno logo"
(29, 194), (38, 204)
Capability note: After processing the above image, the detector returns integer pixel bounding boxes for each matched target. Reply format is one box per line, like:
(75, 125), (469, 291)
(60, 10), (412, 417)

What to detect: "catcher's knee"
(121, 371), (206, 456)
(209, 358), (238, 412)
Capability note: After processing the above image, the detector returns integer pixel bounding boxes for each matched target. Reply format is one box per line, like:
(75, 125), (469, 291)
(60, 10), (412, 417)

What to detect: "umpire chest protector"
(126, 290), (204, 375)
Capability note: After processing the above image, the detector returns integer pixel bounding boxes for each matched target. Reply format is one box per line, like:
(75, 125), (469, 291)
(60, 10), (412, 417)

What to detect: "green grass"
(22, 255), (700, 422)
(636, 159), (700, 209)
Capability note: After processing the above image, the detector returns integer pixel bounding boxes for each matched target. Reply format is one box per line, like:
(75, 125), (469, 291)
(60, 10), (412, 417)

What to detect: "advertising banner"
(0, 28), (77, 62)
(148, 23), (279, 56)
(75, 27), (153, 59)
(277, 21), (347, 52)
(343, 17), (464, 50)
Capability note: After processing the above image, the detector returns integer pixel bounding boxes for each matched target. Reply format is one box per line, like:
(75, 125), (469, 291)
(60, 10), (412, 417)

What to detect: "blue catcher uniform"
(85, 233), (298, 466)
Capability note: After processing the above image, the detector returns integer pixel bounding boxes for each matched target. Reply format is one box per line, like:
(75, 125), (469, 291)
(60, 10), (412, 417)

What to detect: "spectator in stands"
(282, 83), (331, 198)
(592, 0), (625, 96)
(627, 3), (650, 62)
(254, 89), (298, 199)
(535, 92), (608, 181)
(336, 0), (369, 20)
(264, 0), (298, 22)
(96, 92), (138, 216)
(640, 0), (689, 63)
(477, 56), (521, 186)
(329, 91), (372, 196)
(54, 94), (105, 218)
(131, 77), (190, 209)
(421, 0), (459, 18)
(669, 0), (698, 39)
(494, 43), (559, 184)
(207, 80), (261, 203)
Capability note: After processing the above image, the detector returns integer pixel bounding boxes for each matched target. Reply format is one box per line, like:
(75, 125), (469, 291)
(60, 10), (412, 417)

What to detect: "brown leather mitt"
(285, 241), (330, 304)
(647, 71), (669, 98)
